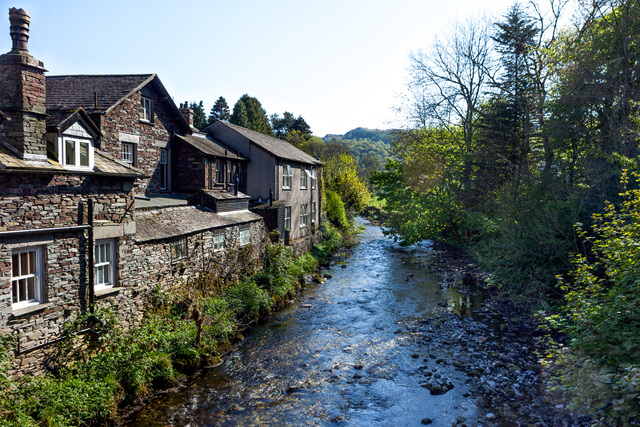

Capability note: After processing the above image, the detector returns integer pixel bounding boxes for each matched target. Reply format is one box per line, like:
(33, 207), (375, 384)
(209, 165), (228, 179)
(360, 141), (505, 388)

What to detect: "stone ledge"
(95, 287), (121, 299)
(9, 302), (53, 320)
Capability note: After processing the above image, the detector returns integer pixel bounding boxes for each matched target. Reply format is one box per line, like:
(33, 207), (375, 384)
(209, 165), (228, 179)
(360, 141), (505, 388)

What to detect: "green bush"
(325, 188), (351, 230)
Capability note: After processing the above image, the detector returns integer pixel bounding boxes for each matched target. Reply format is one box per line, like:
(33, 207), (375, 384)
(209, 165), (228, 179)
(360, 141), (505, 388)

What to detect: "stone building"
(205, 121), (323, 241)
(0, 7), (267, 374)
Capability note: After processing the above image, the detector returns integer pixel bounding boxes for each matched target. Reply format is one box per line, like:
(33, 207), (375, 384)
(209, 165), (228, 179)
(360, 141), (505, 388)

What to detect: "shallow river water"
(126, 223), (482, 426)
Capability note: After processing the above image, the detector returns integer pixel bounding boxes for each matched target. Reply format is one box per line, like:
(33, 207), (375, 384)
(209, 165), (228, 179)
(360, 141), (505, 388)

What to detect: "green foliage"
(271, 112), (312, 144)
(230, 94), (273, 136)
(189, 100), (208, 130)
(325, 188), (350, 230)
(323, 152), (371, 214)
(560, 172), (640, 366)
(208, 96), (230, 125)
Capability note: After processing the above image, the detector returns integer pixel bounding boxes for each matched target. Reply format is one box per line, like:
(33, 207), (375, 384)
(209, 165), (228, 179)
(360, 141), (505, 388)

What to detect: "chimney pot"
(9, 8), (30, 52)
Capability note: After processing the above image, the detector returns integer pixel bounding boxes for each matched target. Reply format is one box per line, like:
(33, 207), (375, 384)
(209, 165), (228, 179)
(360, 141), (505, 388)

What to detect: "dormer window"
(141, 96), (152, 122)
(61, 136), (93, 170)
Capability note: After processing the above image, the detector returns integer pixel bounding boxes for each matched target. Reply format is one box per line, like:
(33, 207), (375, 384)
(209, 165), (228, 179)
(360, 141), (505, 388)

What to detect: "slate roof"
(46, 107), (101, 138)
(176, 133), (245, 160)
(46, 74), (155, 115)
(135, 205), (262, 242)
(207, 121), (322, 166)
(45, 74), (191, 133)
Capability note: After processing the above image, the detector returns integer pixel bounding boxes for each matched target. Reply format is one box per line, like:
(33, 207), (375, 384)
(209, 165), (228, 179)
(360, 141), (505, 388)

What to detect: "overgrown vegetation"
(0, 222), (348, 426)
(372, 0), (640, 422)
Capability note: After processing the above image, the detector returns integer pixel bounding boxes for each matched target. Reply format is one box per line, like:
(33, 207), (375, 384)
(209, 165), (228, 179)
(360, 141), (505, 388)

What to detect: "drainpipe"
(88, 199), (95, 314)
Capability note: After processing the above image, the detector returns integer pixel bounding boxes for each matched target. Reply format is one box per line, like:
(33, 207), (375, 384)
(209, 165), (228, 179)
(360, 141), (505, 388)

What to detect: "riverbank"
(416, 242), (593, 426)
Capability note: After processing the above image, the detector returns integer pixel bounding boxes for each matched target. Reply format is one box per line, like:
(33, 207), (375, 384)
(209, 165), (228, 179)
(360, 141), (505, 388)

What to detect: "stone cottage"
(205, 121), (323, 241)
(0, 7), (267, 374)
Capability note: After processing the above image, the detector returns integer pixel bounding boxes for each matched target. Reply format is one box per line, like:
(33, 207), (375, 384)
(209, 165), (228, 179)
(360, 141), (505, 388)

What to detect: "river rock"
(421, 418), (433, 425)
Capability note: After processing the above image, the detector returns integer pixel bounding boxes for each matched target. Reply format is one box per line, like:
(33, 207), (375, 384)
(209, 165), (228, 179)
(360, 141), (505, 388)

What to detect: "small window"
(282, 164), (292, 189)
(300, 168), (308, 189)
(227, 161), (233, 184)
(141, 96), (152, 122)
(214, 232), (224, 252)
(63, 138), (92, 169)
(171, 237), (188, 262)
(216, 159), (224, 183)
(94, 240), (115, 290)
(311, 202), (316, 222)
(300, 204), (308, 228)
(239, 225), (251, 246)
(160, 148), (169, 190)
(284, 206), (291, 230)
(311, 169), (317, 189)
(11, 247), (43, 309)
(122, 142), (136, 165)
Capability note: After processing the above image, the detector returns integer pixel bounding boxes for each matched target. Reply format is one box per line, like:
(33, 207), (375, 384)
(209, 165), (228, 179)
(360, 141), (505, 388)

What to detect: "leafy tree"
(208, 96), (230, 124)
(189, 101), (208, 130)
(230, 95), (272, 136)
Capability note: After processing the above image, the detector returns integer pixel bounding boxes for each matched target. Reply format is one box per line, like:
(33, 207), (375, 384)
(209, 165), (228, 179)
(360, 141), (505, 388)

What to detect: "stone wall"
(98, 88), (179, 195)
(173, 138), (205, 193)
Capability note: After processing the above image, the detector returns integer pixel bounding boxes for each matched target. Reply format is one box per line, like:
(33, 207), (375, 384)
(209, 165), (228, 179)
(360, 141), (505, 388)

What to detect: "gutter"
(0, 225), (90, 238)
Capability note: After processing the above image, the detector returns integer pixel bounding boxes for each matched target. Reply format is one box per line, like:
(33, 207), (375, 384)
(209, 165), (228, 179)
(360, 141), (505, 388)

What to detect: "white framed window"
(171, 237), (188, 263)
(216, 159), (224, 183)
(63, 137), (92, 169)
(227, 161), (233, 184)
(300, 168), (308, 189)
(94, 239), (115, 290)
(122, 142), (136, 165)
(311, 202), (316, 222)
(11, 246), (43, 309)
(141, 96), (152, 122)
(284, 206), (291, 230)
(239, 225), (251, 246)
(311, 169), (317, 189)
(160, 148), (169, 190)
(300, 204), (308, 228)
(214, 232), (224, 252)
(282, 164), (292, 189)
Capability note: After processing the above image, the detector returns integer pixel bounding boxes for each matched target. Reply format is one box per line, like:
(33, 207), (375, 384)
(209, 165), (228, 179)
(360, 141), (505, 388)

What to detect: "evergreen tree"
(271, 111), (312, 141)
(189, 100), (208, 130)
(208, 96), (230, 124)
(230, 95), (273, 136)
(230, 101), (249, 128)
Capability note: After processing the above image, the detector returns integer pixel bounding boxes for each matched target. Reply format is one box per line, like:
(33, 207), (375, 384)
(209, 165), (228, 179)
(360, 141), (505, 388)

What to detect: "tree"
(271, 112), (312, 143)
(408, 16), (494, 186)
(208, 96), (230, 124)
(230, 94), (272, 136)
(230, 101), (249, 128)
(189, 101), (207, 130)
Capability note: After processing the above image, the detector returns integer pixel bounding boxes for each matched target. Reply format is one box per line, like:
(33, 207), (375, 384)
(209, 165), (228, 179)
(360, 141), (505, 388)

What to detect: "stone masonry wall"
(0, 172), (135, 376)
(173, 138), (205, 193)
(98, 89), (180, 195)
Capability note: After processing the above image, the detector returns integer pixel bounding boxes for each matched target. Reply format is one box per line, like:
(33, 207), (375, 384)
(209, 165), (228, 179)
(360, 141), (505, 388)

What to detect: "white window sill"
(11, 302), (53, 319)
(95, 287), (120, 299)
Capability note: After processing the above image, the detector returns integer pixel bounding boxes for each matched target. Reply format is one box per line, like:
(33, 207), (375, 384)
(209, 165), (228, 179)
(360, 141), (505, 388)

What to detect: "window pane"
(20, 252), (28, 275)
(12, 281), (17, 303)
(12, 254), (18, 276)
(80, 142), (89, 166)
(65, 140), (76, 165)
(26, 277), (35, 300)
(19, 278), (26, 302)
(104, 244), (110, 263)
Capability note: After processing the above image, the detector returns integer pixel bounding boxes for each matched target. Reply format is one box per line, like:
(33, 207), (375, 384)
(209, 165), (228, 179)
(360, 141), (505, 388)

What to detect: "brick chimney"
(0, 8), (48, 164)
(179, 101), (194, 128)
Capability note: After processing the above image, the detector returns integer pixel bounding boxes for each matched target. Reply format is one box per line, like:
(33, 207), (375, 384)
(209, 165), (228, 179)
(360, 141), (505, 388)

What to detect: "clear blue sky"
(0, 0), (516, 137)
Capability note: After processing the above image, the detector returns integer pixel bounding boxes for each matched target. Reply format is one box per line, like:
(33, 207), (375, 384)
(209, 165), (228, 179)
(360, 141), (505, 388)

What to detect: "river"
(125, 223), (483, 426)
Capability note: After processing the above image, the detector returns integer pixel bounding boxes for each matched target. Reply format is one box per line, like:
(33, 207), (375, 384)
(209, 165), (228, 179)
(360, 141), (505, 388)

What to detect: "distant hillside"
(322, 127), (396, 191)
(323, 127), (394, 144)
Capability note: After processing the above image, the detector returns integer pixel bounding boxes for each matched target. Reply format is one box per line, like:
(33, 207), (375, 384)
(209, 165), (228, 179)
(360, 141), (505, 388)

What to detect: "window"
(311, 202), (316, 223)
(11, 247), (43, 309)
(300, 204), (308, 228)
(284, 206), (291, 230)
(63, 138), (91, 169)
(227, 161), (233, 184)
(160, 148), (168, 190)
(239, 225), (251, 246)
(282, 164), (292, 189)
(214, 232), (224, 252)
(215, 159), (224, 183)
(171, 237), (188, 262)
(94, 240), (115, 290)
(311, 169), (317, 189)
(141, 96), (152, 122)
(122, 142), (136, 165)
(300, 168), (308, 189)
